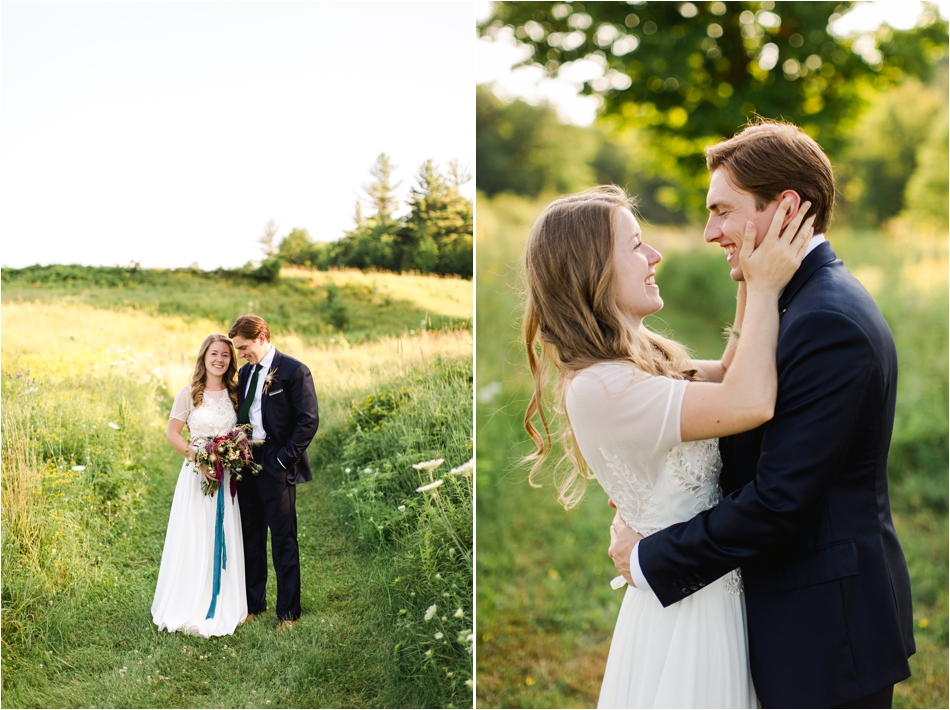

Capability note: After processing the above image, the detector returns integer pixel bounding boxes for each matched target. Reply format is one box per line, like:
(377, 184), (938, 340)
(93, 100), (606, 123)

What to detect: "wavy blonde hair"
(190, 334), (239, 411)
(522, 186), (697, 509)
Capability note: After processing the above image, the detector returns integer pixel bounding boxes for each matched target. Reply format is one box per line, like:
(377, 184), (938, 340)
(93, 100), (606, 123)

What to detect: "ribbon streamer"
(205, 471), (228, 619)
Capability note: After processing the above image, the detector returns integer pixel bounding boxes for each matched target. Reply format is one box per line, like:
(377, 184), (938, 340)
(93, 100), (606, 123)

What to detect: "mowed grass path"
(8, 454), (401, 709)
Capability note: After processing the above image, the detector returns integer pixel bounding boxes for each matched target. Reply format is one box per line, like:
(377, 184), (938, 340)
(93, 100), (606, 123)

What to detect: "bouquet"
(193, 424), (263, 499)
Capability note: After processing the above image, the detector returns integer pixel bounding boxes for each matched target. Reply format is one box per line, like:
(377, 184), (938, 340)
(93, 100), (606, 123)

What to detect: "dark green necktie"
(237, 364), (262, 425)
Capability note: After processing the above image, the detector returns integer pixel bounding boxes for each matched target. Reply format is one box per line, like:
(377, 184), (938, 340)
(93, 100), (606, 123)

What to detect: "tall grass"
(313, 356), (475, 707)
(475, 192), (948, 708)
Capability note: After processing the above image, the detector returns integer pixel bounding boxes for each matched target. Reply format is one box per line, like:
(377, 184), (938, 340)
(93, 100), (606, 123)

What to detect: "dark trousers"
(237, 462), (301, 620)
(834, 685), (894, 709)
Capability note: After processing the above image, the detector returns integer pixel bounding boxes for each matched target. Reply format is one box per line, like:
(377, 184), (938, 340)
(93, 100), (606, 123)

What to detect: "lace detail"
(599, 447), (662, 535)
(667, 439), (724, 514)
(723, 569), (744, 595)
(187, 391), (237, 439)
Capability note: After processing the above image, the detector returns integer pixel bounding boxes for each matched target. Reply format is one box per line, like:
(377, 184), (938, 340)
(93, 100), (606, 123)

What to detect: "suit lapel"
(237, 363), (250, 405)
(260, 349), (282, 421)
(779, 241), (837, 313)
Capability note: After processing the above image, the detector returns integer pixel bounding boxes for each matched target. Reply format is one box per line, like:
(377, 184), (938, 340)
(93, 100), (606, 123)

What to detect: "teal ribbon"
(205, 476), (227, 620)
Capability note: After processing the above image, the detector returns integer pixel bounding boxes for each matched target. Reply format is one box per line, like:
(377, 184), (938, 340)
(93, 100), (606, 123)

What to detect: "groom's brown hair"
(706, 119), (836, 234)
(228, 314), (271, 342)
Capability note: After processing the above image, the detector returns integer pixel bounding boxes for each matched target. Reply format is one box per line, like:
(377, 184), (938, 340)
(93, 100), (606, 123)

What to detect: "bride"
(522, 186), (814, 708)
(152, 334), (248, 637)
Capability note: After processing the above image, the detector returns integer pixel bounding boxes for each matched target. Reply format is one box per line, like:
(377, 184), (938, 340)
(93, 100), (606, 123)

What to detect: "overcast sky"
(476, 0), (950, 125)
(1, 1), (474, 269)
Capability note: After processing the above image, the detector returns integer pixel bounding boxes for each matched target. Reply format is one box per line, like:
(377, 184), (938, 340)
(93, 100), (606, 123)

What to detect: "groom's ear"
(777, 190), (802, 227)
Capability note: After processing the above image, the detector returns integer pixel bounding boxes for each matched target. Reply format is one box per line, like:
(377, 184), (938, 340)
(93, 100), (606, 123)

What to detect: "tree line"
(478, 1), (948, 228)
(264, 154), (473, 278)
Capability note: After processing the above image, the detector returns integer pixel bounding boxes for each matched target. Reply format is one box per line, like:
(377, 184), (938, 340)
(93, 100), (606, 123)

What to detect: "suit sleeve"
(278, 363), (319, 465)
(638, 310), (880, 607)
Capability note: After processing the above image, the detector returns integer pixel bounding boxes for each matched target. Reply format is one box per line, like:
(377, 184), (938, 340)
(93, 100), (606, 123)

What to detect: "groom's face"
(704, 168), (782, 282)
(232, 333), (269, 365)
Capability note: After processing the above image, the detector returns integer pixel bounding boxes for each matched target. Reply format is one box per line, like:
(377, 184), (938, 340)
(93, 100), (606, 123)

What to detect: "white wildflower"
(416, 479), (444, 493)
(465, 679), (473, 688)
(398, 505), (406, 512)
(424, 649), (432, 657)
(448, 458), (474, 476)
(424, 604), (437, 621)
(434, 632), (443, 640)
(412, 458), (445, 471)
(454, 608), (464, 618)
(108, 422), (120, 430)
(345, 468), (351, 473)
(363, 467), (372, 474)
(71, 465), (86, 472)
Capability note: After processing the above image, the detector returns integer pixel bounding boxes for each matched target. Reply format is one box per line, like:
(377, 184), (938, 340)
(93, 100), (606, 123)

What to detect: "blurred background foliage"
(477, 1), (948, 226)
(476, 2), (948, 707)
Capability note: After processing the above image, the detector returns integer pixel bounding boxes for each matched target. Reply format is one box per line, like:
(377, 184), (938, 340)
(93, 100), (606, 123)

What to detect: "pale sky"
(1, 1), (475, 269)
(476, 1), (950, 126)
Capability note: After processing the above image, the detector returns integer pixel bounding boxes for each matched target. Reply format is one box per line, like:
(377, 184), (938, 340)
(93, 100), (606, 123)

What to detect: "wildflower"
(434, 632), (443, 640)
(416, 479), (444, 493)
(454, 608), (464, 618)
(448, 459), (474, 476)
(412, 458), (444, 471)
(424, 649), (432, 657)
(435, 573), (441, 579)
(465, 679), (473, 688)
(363, 467), (372, 474)
(424, 604), (437, 621)
(345, 468), (351, 473)
(398, 505), (406, 512)
(108, 422), (120, 430)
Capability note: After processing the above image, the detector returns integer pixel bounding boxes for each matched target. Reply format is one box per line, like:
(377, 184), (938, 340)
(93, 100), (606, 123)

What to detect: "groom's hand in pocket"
(608, 505), (643, 587)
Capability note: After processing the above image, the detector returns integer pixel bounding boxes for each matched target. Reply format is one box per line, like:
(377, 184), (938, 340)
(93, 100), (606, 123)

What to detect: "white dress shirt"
(629, 234), (827, 595)
(245, 345), (277, 443)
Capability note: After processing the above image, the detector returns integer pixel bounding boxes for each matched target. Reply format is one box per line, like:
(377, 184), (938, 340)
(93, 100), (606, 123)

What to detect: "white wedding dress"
(151, 386), (247, 637)
(566, 362), (757, 709)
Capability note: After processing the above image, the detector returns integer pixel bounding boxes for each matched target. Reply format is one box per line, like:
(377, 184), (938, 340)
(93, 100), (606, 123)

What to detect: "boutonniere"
(262, 367), (278, 395)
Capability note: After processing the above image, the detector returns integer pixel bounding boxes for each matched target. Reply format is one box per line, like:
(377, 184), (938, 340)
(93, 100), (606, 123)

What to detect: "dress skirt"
(151, 461), (247, 637)
(598, 575), (757, 709)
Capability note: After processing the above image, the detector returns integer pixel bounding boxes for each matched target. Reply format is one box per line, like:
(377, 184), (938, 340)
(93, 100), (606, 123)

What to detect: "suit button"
(680, 586), (690, 594)
(689, 584), (699, 591)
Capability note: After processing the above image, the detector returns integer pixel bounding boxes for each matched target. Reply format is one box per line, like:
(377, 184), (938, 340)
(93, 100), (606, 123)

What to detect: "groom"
(229, 314), (319, 629)
(608, 121), (915, 708)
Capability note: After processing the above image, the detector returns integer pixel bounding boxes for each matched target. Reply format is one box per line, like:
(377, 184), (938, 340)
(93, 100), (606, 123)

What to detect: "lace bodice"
(169, 386), (238, 439)
(566, 362), (724, 534)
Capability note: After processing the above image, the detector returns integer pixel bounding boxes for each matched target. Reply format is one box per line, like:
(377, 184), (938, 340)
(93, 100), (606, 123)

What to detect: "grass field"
(475, 192), (949, 709)
(2, 269), (473, 708)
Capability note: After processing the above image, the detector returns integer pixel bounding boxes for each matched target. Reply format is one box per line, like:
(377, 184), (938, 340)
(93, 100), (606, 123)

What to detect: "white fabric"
(566, 362), (756, 708)
(152, 387), (247, 637)
(245, 346), (276, 441)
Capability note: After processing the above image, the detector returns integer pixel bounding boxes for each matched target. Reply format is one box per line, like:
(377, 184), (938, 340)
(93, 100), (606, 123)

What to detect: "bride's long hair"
(523, 186), (697, 509)
(190, 334), (240, 411)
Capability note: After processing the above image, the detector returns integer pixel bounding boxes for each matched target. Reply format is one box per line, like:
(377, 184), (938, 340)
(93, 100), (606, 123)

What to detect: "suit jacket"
(638, 243), (915, 708)
(237, 349), (319, 485)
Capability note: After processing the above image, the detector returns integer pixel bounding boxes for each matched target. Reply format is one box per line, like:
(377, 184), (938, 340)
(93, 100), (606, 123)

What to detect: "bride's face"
(611, 208), (663, 324)
(204, 341), (231, 379)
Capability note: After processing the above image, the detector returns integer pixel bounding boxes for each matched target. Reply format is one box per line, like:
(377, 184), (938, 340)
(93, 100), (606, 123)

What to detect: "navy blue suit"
(638, 243), (915, 708)
(237, 349), (319, 620)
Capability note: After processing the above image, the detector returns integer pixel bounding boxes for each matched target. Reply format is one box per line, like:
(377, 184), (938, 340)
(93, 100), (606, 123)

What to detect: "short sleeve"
(169, 385), (194, 423)
(567, 362), (688, 464)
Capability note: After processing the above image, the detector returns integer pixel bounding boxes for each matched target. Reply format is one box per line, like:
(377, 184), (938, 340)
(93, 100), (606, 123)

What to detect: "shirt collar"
(257, 345), (277, 371)
(804, 233), (826, 258)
